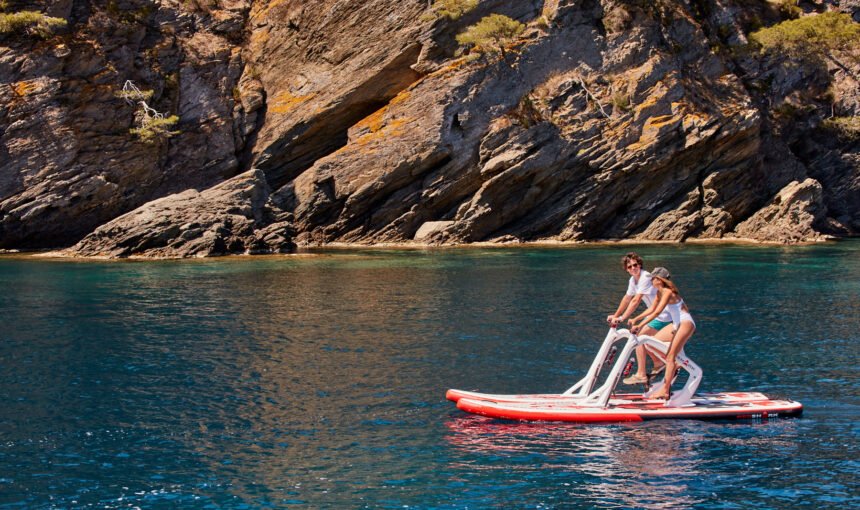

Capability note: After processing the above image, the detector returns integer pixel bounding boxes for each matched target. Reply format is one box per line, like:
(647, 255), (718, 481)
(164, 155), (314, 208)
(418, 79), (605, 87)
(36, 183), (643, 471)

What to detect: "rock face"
(1, 0), (251, 249)
(731, 178), (829, 243)
(1, 0), (858, 257)
(71, 169), (293, 258)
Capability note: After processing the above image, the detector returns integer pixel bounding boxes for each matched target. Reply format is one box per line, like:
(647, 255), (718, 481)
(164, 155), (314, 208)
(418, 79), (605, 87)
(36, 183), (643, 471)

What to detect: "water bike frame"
(561, 327), (702, 408)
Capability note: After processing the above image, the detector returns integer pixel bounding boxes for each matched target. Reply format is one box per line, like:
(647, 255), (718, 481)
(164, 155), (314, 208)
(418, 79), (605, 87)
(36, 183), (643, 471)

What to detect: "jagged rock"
(71, 169), (294, 258)
(730, 179), (829, 243)
(246, 0), (429, 189)
(837, 0), (860, 22)
(635, 188), (704, 242)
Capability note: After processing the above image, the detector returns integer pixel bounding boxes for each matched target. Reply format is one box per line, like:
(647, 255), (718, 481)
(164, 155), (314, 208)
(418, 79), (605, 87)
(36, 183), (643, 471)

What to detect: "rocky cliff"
(1, 0), (859, 257)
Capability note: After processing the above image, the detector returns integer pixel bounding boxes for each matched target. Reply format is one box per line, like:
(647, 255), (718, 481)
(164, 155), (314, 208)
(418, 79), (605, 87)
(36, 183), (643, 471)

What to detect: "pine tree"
(456, 14), (525, 60)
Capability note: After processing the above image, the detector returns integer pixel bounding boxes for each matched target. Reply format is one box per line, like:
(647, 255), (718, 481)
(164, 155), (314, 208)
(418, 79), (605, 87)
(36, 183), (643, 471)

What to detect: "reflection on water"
(0, 243), (859, 508)
(446, 416), (705, 508)
(444, 415), (812, 509)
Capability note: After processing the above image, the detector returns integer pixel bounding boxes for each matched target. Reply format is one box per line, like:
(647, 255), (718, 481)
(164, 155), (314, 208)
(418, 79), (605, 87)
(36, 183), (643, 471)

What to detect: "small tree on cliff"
(116, 80), (180, 143)
(456, 13), (525, 61)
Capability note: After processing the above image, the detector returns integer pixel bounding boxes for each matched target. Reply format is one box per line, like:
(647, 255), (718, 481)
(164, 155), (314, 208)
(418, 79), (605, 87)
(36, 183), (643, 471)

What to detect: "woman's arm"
(629, 289), (664, 324)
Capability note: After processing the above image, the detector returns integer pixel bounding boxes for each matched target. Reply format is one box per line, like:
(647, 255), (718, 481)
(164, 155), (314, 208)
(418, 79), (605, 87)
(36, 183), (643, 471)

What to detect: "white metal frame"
(561, 327), (702, 408)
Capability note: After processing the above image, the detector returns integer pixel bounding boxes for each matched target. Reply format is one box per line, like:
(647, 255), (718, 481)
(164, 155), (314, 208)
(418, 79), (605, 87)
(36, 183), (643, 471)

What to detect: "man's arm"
(607, 294), (635, 324)
(620, 294), (644, 321)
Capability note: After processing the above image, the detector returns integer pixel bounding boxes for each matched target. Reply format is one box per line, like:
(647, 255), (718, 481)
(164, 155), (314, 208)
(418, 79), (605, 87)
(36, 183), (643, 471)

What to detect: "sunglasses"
(626, 263), (640, 269)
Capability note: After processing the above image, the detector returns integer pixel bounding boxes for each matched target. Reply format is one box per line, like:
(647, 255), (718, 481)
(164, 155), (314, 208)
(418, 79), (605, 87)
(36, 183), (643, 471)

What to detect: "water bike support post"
(561, 327), (703, 408)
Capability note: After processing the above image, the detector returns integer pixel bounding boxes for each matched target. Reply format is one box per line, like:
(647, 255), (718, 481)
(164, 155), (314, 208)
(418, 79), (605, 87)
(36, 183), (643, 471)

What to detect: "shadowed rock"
(71, 170), (294, 258)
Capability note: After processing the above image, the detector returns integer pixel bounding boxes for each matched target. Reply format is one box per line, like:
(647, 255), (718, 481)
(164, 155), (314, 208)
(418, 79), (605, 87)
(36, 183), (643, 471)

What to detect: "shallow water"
(0, 242), (858, 509)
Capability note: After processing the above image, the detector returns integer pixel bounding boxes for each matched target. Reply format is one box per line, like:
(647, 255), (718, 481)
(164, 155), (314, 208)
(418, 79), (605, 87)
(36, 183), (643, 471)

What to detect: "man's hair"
(621, 252), (643, 270)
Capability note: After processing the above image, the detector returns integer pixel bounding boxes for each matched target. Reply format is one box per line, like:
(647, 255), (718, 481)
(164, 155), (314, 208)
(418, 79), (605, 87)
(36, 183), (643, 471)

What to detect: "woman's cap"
(651, 267), (671, 280)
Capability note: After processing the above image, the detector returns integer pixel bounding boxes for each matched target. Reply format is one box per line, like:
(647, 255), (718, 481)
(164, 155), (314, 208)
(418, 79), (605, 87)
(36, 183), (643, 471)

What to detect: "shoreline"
(0, 235), (848, 262)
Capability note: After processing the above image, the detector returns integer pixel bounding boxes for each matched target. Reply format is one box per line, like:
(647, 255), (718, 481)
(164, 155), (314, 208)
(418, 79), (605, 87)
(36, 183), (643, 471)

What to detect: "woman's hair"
(621, 252), (643, 270)
(652, 275), (680, 295)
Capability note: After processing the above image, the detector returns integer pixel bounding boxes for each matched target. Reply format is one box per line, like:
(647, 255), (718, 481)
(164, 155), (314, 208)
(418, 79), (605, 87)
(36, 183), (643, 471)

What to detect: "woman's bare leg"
(643, 325), (674, 374)
(653, 322), (695, 399)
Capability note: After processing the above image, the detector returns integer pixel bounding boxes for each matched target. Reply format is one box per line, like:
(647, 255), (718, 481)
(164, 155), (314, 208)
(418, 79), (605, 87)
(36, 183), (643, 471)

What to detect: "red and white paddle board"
(452, 393), (803, 423)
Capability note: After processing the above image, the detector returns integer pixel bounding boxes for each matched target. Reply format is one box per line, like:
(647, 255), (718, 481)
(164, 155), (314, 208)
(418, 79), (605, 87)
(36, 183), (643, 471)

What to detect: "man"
(606, 252), (673, 384)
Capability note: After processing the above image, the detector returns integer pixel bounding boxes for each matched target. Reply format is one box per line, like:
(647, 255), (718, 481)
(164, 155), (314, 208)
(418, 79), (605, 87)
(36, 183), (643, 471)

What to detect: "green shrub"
(821, 116), (860, 140)
(130, 115), (180, 143)
(0, 10), (66, 38)
(611, 92), (631, 112)
(115, 88), (154, 102)
(749, 12), (860, 59)
(107, 0), (156, 24)
(435, 0), (478, 20)
(118, 80), (180, 143)
(772, 101), (814, 120)
(419, 11), (438, 23)
(456, 14), (525, 59)
(510, 95), (545, 128)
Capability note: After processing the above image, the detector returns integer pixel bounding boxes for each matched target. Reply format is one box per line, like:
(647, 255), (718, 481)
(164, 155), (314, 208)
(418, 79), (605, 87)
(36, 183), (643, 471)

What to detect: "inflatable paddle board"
(455, 394), (803, 423)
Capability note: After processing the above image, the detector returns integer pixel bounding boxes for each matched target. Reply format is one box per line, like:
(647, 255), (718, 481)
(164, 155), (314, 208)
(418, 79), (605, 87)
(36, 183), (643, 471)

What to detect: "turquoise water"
(1, 242), (858, 509)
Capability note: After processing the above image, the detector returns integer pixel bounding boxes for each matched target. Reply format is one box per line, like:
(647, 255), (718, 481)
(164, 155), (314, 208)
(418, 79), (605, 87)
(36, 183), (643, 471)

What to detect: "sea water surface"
(1, 242), (858, 509)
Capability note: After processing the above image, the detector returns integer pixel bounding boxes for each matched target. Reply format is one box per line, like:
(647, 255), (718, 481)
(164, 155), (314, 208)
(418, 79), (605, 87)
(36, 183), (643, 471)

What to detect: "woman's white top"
(626, 270), (673, 323)
(666, 297), (696, 329)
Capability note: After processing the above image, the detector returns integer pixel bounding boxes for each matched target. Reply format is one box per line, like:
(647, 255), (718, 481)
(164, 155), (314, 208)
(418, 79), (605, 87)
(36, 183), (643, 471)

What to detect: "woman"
(628, 267), (696, 400)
